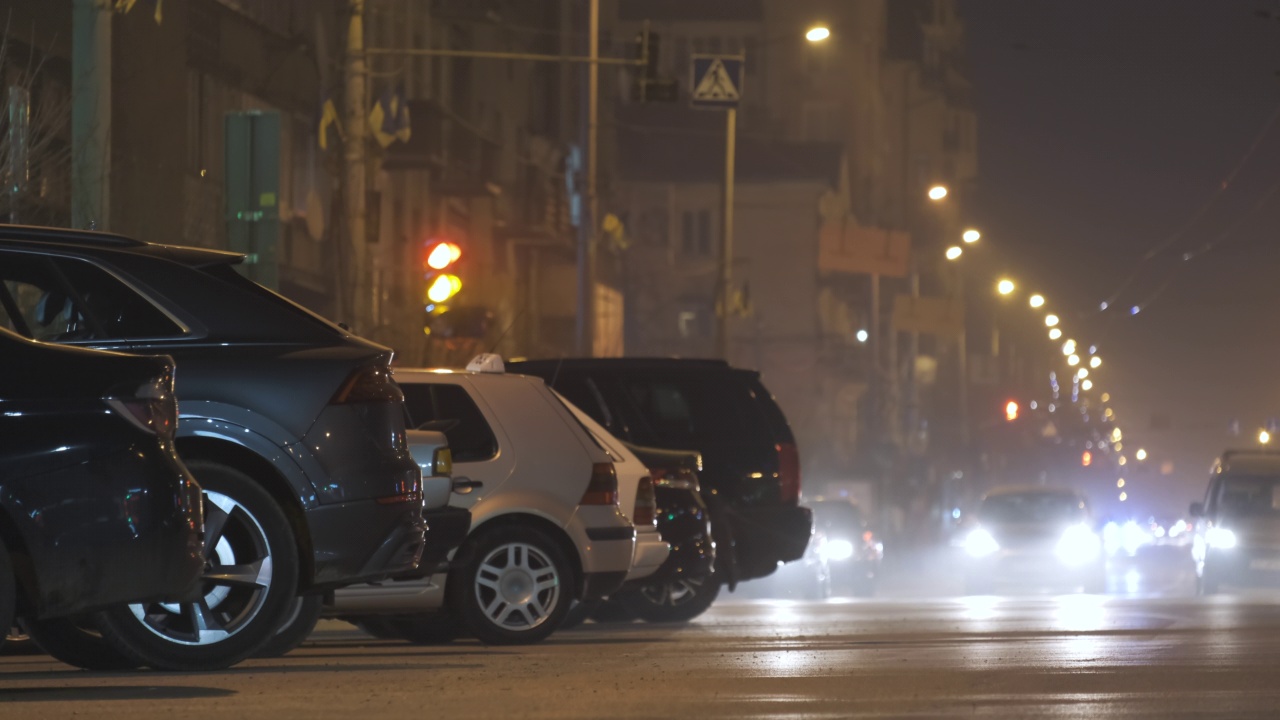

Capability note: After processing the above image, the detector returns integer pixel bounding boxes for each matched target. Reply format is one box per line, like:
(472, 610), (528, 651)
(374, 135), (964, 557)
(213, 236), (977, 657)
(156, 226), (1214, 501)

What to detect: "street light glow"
(1049, 328), (1063, 340)
(1067, 354), (1080, 367)
(997, 279), (1015, 295)
(856, 329), (869, 343)
(946, 246), (963, 260)
(1119, 492), (1128, 502)
(963, 229), (981, 243)
(1045, 314), (1059, 327)
(1090, 356), (1102, 369)
(1261, 430), (1272, 445)
(1029, 294), (1045, 308)
(1062, 339), (1077, 355)
(1077, 368), (1089, 379)
(928, 185), (949, 201)
(1101, 393), (1111, 403)
(805, 26), (831, 42)
(1081, 379), (1093, 391)
(1136, 448), (1148, 461)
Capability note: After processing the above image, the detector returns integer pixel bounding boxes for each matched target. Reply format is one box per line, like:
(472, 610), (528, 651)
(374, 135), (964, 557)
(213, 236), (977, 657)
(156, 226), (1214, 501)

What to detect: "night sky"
(960, 0), (1280, 514)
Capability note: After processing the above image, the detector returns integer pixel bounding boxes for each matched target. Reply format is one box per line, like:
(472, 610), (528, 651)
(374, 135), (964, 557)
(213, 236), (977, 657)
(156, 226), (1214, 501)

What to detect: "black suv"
(510, 359), (812, 611)
(0, 225), (425, 670)
(0, 328), (204, 653)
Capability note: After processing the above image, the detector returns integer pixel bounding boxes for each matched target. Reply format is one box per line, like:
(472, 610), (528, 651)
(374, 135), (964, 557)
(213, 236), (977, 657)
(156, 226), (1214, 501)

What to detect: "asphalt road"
(3, 547), (1279, 719)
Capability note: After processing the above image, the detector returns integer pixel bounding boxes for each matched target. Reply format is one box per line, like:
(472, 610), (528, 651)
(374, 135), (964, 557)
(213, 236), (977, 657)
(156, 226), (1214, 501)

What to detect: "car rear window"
(0, 251), (184, 342)
(400, 382), (499, 462)
(600, 371), (774, 454)
(737, 370), (795, 444)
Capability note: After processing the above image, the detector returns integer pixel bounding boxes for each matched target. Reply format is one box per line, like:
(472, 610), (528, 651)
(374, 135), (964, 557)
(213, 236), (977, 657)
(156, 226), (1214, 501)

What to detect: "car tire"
(619, 573), (721, 623)
(24, 616), (141, 671)
(447, 525), (573, 645)
(94, 461), (300, 671)
(252, 595), (323, 658)
(0, 541), (16, 654)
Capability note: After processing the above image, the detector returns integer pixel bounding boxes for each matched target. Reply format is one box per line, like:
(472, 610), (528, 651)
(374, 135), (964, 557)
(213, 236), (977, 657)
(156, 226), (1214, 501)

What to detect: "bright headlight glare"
(1056, 524), (1102, 565)
(965, 528), (1000, 558)
(1206, 526), (1237, 550)
(822, 539), (855, 562)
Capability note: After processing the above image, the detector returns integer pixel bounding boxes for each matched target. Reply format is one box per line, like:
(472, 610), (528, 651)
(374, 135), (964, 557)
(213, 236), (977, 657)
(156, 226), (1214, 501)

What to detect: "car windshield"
(979, 493), (1087, 525)
(1215, 475), (1280, 517)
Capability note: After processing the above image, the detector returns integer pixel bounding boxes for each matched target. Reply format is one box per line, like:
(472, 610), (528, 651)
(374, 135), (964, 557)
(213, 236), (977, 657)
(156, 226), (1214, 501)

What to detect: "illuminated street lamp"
(805, 25), (831, 42)
(928, 185), (948, 201)
(1029, 294), (1045, 308)
(997, 278), (1015, 296)
(1081, 379), (1094, 391)
(856, 329), (869, 343)
(1048, 328), (1062, 340)
(1119, 492), (1128, 502)
(1045, 314), (1059, 327)
(1062, 339), (1077, 355)
(1117, 479), (1125, 488)
(945, 246), (963, 260)
(1077, 368), (1089, 379)
(1136, 448), (1148, 461)
(963, 229), (981, 243)
(1261, 430), (1273, 445)
(1090, 356), (1102, 369)
(1067, 354), (1080, 367)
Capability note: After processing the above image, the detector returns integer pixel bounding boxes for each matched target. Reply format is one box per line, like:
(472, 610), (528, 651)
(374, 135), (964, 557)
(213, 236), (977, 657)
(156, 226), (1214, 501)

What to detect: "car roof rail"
(0, 224), (145, 248)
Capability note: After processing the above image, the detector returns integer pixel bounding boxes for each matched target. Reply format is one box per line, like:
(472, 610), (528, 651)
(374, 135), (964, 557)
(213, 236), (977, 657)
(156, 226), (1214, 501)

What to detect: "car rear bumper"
(723, 503), (813, 582)
(306, 495), (428, 589)
(418, 505), (472, 575)
(626, 528), (671, 581)
(639, 486), (716, 586)
(8, 443), (204, 619)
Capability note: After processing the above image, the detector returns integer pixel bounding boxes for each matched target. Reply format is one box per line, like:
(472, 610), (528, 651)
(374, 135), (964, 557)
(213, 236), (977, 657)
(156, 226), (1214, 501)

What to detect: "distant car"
(0, 328), (204, 660)
(811, 499), (883, 596)
(961, 486), (1105, 594)
(509, 359), (813, 603)
(332, 358), (637, 645)
(1191, 450), (1280, 595)
(0, 225), (426, 670)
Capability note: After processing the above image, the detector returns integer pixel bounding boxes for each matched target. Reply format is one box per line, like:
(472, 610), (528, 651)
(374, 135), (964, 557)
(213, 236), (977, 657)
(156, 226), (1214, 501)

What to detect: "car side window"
(0, 251), (182, 342)
(400, 383), (499, 463)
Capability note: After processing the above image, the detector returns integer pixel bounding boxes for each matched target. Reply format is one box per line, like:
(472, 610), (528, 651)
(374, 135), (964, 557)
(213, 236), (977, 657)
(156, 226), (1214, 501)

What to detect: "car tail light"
(580, 462), (619, 506)
(107, 368), (178, 438)
(633, 476), (658, 528)
(776, 442), (801, 504)
(331, 365), (402, 405)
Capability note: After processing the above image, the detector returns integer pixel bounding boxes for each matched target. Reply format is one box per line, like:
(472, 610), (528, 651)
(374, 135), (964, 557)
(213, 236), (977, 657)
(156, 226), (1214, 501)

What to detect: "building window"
(697, 209), (711, 255)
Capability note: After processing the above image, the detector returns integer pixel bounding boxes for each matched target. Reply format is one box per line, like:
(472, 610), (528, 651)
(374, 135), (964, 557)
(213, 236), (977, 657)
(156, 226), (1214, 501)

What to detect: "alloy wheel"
(473, 542), (561, 631)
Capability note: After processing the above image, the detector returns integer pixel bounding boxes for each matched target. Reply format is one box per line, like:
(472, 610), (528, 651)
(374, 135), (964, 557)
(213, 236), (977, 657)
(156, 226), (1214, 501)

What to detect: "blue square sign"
(690, 55), (744, 109)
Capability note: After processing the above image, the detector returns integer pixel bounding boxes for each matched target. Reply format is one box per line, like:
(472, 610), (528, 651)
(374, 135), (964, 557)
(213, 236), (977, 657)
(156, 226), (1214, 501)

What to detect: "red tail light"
(776, 442), (801, 504)
(580, 463), (619, 506)
(331, 365), (402, 405)
(633, 476), (658, 528)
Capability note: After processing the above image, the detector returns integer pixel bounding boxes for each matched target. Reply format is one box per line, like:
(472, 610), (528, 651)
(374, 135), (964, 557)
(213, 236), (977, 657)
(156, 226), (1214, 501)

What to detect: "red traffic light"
(424, 241), (461, 271)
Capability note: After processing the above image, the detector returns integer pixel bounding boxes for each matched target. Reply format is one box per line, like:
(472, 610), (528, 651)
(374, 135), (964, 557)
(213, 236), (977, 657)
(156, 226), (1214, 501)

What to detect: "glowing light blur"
(928, 185), (948, 200)
(964, 528), (1000, 558)
(1049, 328), (1063, 340)
(946, 246), (963, 260)
(805, 25), (831, 42)
(1030, 294), (1045, 308)
(1056, 524), (1102, 565)
(821, 539), (854, 562)
(1090, 356), (1102, 369)
(1261, 430), (1272, 445)
(1206, 526), (1237, 549)
(1045, 314), (1059, 327)
(1067, 354), (1080, 367)
(1136, 448), (1148, 461)
(997, 279), (1015, 296)
(856, 329), (869, 343)
(1081, 379), (1093, 391)
(963, 229), (981, 243)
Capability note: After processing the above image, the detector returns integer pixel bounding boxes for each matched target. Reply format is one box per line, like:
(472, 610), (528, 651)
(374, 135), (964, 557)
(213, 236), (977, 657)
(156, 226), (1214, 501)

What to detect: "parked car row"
(0, 225), (813, 669)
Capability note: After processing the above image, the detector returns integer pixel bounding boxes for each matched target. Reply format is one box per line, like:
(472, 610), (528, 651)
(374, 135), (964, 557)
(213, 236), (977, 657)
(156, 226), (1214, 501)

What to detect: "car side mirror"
(1189, 501), (1204, 518)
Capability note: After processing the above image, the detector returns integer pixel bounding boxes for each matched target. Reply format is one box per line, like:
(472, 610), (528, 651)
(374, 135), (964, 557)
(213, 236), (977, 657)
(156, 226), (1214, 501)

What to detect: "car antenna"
(488, 305), (528, 355)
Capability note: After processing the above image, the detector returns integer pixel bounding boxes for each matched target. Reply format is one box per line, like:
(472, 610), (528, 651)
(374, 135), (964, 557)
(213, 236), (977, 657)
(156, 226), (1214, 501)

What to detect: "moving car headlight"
(1056, 524), (1103, 566)
(964, 528), (1000, 558)
(1206, 526), (1237, 550)
(821, 538), (855, 562)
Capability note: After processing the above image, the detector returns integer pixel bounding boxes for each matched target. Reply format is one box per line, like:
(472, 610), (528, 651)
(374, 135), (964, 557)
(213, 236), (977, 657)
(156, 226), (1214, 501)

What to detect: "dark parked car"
(0, 327), (204, 654)
(509, 358), (813, 613)
(0, 225), (426, 670)
(1191, 450), (1280, 595)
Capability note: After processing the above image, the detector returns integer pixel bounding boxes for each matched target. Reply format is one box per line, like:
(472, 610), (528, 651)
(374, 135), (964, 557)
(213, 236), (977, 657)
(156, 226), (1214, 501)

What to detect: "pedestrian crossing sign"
(691, 55), (744, 109)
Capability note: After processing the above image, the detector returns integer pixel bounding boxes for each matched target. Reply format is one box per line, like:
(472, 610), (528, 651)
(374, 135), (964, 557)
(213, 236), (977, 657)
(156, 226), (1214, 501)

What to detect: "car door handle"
(452, 478), (483, 495)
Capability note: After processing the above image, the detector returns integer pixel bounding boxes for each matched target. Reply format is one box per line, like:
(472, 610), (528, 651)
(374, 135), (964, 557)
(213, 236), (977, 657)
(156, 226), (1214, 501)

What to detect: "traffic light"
(1082, 450), (1092, 467)
(632, 28), (678, 103)
(421, 239), (462, 310)
(1005, 400), (1019, 422)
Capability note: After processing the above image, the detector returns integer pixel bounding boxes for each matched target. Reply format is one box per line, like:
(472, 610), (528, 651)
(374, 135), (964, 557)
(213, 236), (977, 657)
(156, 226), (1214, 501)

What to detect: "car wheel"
(94, 462), (300, 671)
(620, 573), (721, 623)
(252, 595), (323, 658)
(447, 525), (573, 645)
(0, 540), (15, 653)
(24, 616), (141, 671)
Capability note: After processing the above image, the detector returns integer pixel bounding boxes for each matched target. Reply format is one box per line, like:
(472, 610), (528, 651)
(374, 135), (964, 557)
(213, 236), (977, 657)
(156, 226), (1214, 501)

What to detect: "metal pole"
(957, 273), (969, 448)
(575, 0), (599, 356)
(716, 106), (737, 361)
(869, 270), (881, 430)
(344, 0), (368, 331)
(71, 0), (110, 230)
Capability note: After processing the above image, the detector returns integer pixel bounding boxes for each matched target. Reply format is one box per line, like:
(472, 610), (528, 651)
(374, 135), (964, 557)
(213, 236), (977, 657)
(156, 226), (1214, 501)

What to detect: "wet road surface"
(3, 547), (1277, 719)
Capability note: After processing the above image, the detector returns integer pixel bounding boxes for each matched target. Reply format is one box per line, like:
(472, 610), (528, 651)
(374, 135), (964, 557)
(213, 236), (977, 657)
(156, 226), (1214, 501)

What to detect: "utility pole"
(715, 105), (737, 361)
(575, 0), (600, 356)
(71, 0), (111, 230)
(344, 0), (369, 331)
